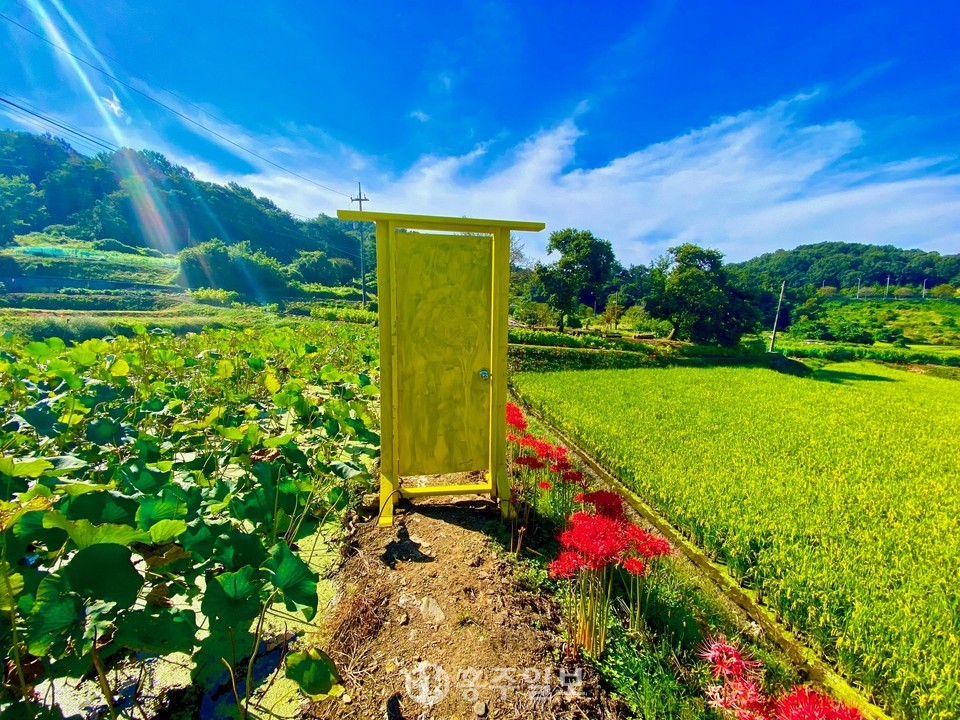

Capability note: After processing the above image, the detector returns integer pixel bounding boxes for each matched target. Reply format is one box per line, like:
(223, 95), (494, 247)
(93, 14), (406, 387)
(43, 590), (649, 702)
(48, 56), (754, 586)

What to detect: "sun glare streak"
(25, 0), (180, 255)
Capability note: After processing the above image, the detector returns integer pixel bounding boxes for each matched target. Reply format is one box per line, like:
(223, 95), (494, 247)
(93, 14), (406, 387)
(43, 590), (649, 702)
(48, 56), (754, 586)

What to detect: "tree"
(646, 244), (761, 346)
(532, 228), (618, 330)
(545, 228), (618, 310)
(532, 261), (579, 331)
(930, 283), (955, 298)
(0, 174), (47, 244)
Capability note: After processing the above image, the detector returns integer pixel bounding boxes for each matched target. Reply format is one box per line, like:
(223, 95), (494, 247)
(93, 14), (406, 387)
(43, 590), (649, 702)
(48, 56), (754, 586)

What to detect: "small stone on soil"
(420, 596), (446, 625)
(473, 700), (488, 716)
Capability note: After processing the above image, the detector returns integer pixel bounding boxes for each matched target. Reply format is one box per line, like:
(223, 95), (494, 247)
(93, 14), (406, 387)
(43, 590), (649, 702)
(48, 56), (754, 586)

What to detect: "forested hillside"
(731, 241), (960, 291)
(0, 130), (370, 279)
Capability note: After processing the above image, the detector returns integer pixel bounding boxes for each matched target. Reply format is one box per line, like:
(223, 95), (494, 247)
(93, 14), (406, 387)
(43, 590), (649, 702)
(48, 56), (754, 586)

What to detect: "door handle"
(479, 368), (490, 381)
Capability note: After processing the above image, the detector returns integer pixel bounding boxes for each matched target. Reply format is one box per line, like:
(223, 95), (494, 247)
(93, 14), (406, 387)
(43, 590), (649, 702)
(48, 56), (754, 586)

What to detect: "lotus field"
(0, 322), (379, 717)
(513, 362), (960, 720)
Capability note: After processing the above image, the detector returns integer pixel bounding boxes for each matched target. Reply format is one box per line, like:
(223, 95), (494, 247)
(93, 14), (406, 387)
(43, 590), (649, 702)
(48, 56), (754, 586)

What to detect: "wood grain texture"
(394, 232), (493, 476)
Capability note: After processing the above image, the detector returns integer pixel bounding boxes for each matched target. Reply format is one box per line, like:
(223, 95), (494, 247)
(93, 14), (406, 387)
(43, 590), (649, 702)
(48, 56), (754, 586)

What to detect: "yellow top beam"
(337, 209), (545, 232)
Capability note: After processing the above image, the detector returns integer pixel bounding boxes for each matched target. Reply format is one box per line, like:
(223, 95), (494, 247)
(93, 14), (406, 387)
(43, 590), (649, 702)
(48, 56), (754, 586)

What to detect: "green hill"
(0, 130), (371, 272)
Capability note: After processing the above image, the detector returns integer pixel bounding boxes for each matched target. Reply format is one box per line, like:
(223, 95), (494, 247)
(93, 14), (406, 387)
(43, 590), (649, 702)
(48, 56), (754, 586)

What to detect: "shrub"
(189, 287), (240, 306)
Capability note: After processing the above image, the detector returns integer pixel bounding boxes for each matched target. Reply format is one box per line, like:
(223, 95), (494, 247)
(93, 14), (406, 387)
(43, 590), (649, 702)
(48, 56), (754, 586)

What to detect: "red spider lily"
(574, 490), (625, 520)
(706, 676), (769, 720)
(559, 512), (629, 570)
(550, 458), (572, 473)
(548, 550), (583, 579)
(506, 432), (520, 443)
(562, 470), (588, 487)
(627, 525), (672, 559)
(622, 557), (647, 576)
(513, 455), (538, 467)
(539, 480), (552, 490)
(548, 444), (569, 462)
(698, 636), (762, 680)
(528, 458), (545, 470)
(775, 687), (864, 720)
(506, 402), (527, 431)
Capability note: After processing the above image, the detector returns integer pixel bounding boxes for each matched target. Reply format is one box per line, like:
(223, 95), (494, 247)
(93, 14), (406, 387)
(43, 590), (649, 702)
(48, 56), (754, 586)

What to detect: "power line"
(0, 10), (352, 199)
(0, 94), (366, 263)
(9, 0), (300, 163)
(0, 94), (118, 153)
(350, 182), (370, 306)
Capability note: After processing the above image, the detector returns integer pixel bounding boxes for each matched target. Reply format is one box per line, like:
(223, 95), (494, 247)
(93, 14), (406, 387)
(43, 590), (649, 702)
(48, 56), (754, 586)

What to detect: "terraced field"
(513, 362), (960, 720)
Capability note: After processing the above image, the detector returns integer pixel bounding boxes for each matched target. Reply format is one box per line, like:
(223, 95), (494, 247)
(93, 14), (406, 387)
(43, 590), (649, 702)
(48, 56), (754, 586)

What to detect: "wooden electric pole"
(350, 182), (369, 307)
(769, 281), (786, 353)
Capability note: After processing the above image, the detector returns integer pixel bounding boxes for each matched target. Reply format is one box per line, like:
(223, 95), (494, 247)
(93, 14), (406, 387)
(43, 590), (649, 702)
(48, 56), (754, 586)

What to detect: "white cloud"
(18, 91), (959, 264)
(409, 109), (431, 122)
(99, 89), (124, 118)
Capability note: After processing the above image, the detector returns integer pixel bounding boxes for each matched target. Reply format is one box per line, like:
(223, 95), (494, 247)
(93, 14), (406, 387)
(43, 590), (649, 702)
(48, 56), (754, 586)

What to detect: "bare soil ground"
(304, 494), (623, 720)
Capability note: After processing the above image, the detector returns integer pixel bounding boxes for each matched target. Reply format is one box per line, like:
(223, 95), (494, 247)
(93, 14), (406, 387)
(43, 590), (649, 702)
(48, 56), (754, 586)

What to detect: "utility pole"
(922, 278), (928, 299)
(885, 275), (890, 299)
(350, 182), (369, 307)
(769, 280), (786, 353)
(856, 276), (862, 299)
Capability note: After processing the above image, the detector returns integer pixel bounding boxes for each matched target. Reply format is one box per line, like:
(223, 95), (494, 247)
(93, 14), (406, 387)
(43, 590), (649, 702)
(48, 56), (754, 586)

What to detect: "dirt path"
(306, 496), (621, 720)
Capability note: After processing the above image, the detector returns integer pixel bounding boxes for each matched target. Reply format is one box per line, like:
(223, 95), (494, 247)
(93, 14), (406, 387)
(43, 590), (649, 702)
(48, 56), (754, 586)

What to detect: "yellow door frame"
(337, 210), (545, 527)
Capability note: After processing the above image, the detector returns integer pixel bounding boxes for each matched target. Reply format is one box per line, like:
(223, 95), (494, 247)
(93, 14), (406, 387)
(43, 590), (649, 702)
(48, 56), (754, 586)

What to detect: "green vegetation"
(0, 130), (376, 301)
(1, 241), (180, 286)
(0, 321), (379, 717)
(731, 241), (960, 289)
(789, 297), (960, 346)
(514, 363), (960, 719)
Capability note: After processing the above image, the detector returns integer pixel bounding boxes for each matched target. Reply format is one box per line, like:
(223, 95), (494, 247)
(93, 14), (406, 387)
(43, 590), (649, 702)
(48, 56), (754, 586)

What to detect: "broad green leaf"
(263, 373), (281, 394)
(43, 511), (150, 549)
(63, 544), (143, 608)
(215, 359), (235, 379)
(42, 455), (89, 476)
(285, 648), (344, 699)
(0, 561), (24, 611)
(0, 456), (54, 478)
(27, 574), (84, 655)
(85, 417), (133, 446)
(217, 425), (245, 441)
(200, 566), (262, 626)
(110, 358), (130, 377)
(114, 609), (198, 654)
(263, 543), (319, 620)
(213, 529), (268, 571)
(136, 496), (186, 530)
(149, 519), (188, 544)
(327, 486), (350, 511)
(264, 432), (296, 448)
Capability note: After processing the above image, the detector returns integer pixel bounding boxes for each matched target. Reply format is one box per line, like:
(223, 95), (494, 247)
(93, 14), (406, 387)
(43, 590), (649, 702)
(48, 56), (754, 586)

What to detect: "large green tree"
(532, 228), (618, 330)
(646, 244), (760, 346)
(0, 174), (47, 244)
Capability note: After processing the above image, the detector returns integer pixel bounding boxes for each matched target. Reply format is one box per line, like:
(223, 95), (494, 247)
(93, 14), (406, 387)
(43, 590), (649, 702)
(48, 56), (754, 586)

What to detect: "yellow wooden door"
(394, 232), (492, 476)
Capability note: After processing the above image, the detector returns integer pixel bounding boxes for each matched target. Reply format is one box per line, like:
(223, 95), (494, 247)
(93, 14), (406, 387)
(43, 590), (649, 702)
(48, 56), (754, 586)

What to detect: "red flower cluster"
(622, 557), (647, 576)
(698, 637), (762, 680)
(548, 550), (582, 579)
(558, 511), (630, 570)
(574, 490), (625, 520)
(561, 470), (587, 487)
(538, 480), (552, 490)
(506, 402), (527, 432)
(775, 688), (863, 720)
(700, 637), (863, 720)
(627, 524), (672, 559)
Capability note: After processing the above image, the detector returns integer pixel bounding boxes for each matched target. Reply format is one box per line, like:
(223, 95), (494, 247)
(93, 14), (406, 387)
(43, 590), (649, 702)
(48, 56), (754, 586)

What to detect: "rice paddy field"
(513, 362), (960, 720)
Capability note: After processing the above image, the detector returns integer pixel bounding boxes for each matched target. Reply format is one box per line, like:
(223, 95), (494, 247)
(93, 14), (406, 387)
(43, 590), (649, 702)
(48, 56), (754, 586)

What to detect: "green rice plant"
(514, 362), (960, 720)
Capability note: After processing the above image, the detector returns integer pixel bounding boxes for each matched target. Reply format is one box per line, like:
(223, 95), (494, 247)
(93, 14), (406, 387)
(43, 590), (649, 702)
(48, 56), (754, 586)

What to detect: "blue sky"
(1, 0), (959, 263)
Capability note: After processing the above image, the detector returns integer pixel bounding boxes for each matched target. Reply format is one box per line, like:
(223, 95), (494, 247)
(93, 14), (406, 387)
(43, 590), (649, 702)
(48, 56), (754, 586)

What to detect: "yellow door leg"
(379, 473), (397, 528)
